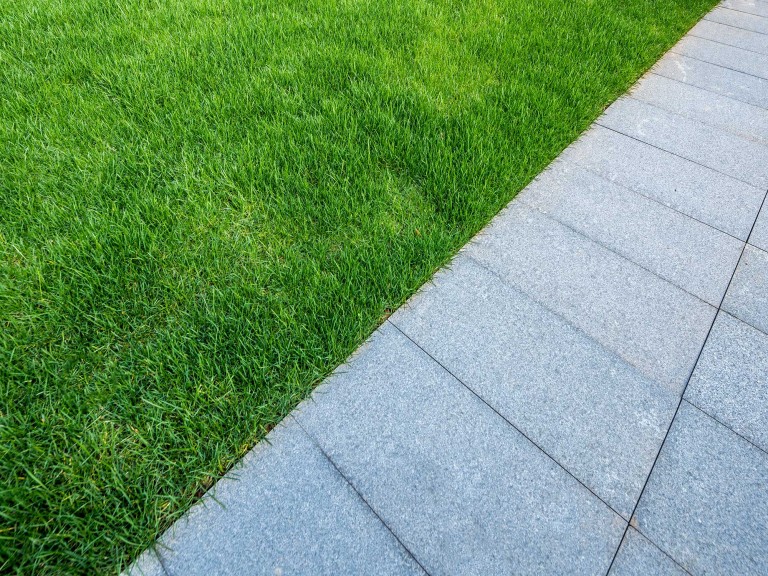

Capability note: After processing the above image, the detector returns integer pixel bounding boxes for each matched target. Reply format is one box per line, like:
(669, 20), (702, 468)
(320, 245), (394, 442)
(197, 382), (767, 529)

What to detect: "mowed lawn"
(1, 0), (716, 572)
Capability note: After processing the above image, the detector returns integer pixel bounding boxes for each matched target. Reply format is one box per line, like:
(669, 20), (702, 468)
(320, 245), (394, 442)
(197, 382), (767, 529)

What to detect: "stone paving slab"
(517, 159), (743, 304)
(721, 0), (768, 18)
(673, 35), (768, 80)
(153, 420), (424, 576)
(750, 202), (768, 251)
(630, 73), (768, 145)
(125, 549), (165, 576)
(560, 125), (764, 239)
(723, 244), (768, 333)
(295, 322), (625, 575)
(635, 403), (768, 575)
(690, 18), (768, 54)
(390, 255), (676, 519)
(598, 97), (768, 189)
(653, 52), (768, 109)
(464, 203), (715, 388)
(608, 528), (687, 576)
(686, 312), (768, 452)
(706, 6), (768, 34)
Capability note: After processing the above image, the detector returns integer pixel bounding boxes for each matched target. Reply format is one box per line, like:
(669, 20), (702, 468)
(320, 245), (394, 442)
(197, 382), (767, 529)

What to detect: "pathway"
(130, 1), (768, 574)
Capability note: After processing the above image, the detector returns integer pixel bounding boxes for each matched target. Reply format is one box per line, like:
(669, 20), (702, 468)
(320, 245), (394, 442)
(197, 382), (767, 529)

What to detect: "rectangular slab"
(295, 322), (626, 576)
(390, 256), (677, 519)
(598, 97), (768, 189)
(653, 52), (768, 109)
(749, 201), (768, 252)
(723, 244), (768, 333)
(686, 312), (768, 452)
(518, 160), (743, 304)
(672, 35), (768, 80)
(706, 6), (768, 34)
(560, 125), (764, 240)
(690, 19), (768, 55)
(630, 73), (768, 145)
(463, 203), (715, 389)
(721, 0), (768, 18)
(154, 420), (423, 576)
(634, 403), (768, 575)
(609, 528), (687, 576)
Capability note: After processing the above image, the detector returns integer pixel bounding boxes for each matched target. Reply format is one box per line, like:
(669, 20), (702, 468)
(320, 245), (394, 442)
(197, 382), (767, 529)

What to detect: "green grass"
(1, 0), (716, 572)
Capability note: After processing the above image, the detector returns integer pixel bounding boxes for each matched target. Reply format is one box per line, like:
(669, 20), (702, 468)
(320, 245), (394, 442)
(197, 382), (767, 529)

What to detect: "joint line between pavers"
(651, 67), (768, 112)
(290, 416), (434, 576)
(566, 149), (751, 242)
(716, 6), (768, 22)
(386, 320), (629, 523)
(647, 71), (768, 127)
(518, 196), (726, 307)
(624, 94), (768, 154)
(721, 303), (768, 339)
(683, 398), (768, 457)
(687, 33), (768, 58)
(668, 48), (768, 83)
(632, 527), (695, 576)
(703, 13), (768, 35)
(457, 251), (662, 386)
(604, 186), (768, 575)
(594, 121), (763, 188)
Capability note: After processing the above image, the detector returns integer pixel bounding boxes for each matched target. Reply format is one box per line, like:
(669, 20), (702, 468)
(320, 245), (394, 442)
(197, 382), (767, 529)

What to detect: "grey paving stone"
(124, 549), (166, 576)
(463, 203), (716, 389)
(518, 160), (743, 304)
(630, 73), (768, 145)
(750, 201), (768, 252)
(706, 6), (768, 34)
(691, 18), (768, 55)
(723, 244), (768, 334)
(686, 312), (768, 452)
(653, 52), (768, 109)
(389, 256), (677, 519)
(608, 528), (687, 576)
(635, 403), (768, 575)
(295, 322), (626, 576)
(598, 97), (768, 189)
(560, 125), (763, 240)
(674, 35), (768, 80)
(721, 0), (768, 18)
(156, 420), (423, 576)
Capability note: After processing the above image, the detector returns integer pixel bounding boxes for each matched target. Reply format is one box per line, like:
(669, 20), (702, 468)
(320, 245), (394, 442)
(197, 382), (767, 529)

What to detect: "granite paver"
(706, 6), (768, 34)
(723, 244), (768, 334)
(690, 18), (768, 55)
(608, 529), (687, 576)
(635, 403), (768, 575)
(749, 201), (768, 251)
(686, 311), (768, 452)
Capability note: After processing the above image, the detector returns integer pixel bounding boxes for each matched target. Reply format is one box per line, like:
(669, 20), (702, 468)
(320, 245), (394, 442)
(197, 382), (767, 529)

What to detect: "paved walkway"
(130, 2), (768, 574)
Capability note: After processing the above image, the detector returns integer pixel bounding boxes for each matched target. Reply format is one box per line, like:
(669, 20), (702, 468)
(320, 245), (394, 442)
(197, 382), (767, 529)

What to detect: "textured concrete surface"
(635, 403), (768, 575)
(609, 528), (687, 576)
(687, 312), (768, 452)
(128, 4), (768, 574)
(560, 125), (764, 239)
(723, 244), (768, 334)
(653, 52), (768, 109)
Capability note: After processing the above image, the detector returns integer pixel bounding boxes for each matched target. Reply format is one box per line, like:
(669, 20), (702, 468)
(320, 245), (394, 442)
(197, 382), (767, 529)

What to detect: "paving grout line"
(700, 15), (768, 36)
(720, 307), (768, 340)
(603, 185), (768, 576)
(668, 48), (768, 82)
(652, 61), (768, 111)
(291, 416), (434, 576)
(595, 122), (762, 188)
(647, 70), (768, 124)
(566, 142), (754, 242)
(623, 94), (768, 151)
(386, 319), (631, 523)
(687, 32), (768, 57)
(517, 195), (726, 308)
(627, 527), (695, 576)
(715, 6), (768, 21)
(683, 398), (768, 457)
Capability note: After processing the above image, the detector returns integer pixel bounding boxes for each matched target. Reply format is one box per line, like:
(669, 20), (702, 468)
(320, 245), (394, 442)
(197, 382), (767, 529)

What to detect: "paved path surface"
(130, 2), (768, 574)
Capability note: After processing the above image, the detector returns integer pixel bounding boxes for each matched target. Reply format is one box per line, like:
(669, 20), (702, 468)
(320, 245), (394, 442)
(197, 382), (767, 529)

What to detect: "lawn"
(1, 0), (716, 572)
